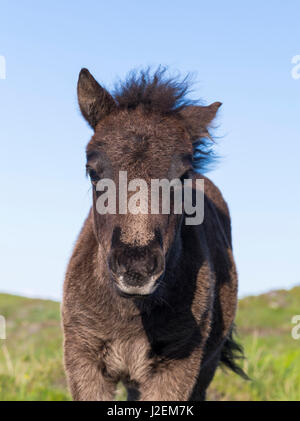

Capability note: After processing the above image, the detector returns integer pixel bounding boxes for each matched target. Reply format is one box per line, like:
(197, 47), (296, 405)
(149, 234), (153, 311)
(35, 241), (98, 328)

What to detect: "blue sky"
(0, 1), (299, 300)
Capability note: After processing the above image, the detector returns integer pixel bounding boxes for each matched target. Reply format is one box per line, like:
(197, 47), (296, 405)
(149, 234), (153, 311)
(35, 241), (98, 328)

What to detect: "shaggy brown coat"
(62, 68), (245, 401)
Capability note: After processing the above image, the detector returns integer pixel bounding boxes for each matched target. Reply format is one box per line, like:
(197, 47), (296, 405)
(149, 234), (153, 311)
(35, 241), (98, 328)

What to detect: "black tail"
(220, 327), (249, 380)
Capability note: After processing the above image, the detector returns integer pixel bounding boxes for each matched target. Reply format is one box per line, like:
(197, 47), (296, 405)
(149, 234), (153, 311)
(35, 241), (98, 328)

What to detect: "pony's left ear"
(180, 102), (222, 140)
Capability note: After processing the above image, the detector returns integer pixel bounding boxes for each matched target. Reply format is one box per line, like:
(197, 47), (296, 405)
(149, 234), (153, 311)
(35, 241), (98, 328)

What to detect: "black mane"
(113, 67), (196, 114)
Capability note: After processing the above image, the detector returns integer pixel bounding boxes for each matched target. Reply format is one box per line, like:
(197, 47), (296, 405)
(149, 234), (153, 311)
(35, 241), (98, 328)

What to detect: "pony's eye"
(87, 168), (100, 184)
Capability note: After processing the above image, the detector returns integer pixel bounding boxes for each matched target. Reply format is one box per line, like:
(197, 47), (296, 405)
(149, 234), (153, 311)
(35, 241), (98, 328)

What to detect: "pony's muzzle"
(108, 246), (165, 296)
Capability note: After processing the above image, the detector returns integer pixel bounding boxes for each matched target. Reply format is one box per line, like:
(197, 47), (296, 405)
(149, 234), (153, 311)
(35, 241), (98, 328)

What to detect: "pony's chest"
(102, 333), (152, 382)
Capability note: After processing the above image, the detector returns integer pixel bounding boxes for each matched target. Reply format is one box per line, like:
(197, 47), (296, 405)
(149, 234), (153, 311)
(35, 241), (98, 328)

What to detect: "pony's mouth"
(112, 271), (165, 299)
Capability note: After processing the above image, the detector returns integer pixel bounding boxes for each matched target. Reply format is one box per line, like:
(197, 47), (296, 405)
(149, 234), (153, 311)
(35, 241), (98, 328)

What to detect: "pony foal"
(62, 67), (245, 401)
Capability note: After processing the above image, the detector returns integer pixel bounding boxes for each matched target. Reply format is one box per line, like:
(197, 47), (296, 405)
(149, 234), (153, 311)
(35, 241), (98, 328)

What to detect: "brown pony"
(62, 67), (246, 401)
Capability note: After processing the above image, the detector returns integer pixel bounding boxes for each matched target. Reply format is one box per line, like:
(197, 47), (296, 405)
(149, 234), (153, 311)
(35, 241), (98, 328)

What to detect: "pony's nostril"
(146, 256), (156, 274)
(109, 254), (117, 274)
(109, 251), (123, 275)
(116, 255), (123, 271)
(145, 252), (164, 276)
(154, 252), (164, 275)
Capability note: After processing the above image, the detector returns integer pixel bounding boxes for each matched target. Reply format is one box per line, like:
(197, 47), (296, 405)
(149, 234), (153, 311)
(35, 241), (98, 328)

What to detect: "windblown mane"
(113, 67), (196, 115)
(113, 67), (216, 173)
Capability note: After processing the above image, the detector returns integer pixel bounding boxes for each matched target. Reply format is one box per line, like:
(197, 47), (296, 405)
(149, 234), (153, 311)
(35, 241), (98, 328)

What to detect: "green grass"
(0, 287), (299, 401)
(210, 286), (300, 400)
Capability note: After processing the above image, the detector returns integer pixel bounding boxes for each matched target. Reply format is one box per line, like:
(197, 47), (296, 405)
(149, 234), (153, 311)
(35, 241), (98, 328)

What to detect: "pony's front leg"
(63, 334), (116, 401)
(138, 356), (201, 401)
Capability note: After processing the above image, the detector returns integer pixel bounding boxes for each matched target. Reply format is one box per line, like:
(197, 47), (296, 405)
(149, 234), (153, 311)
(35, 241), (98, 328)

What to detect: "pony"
(62, 67), (245, 401)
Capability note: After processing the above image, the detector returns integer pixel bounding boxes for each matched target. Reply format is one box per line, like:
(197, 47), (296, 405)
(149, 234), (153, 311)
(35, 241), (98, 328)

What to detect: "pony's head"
(78, 67), (221, 297)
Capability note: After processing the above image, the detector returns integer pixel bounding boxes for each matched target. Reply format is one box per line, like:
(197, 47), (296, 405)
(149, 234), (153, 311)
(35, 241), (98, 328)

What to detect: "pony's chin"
(115, 288), (151, 299)
(113, 273), (165, 299)
(114, 283), (158, 299)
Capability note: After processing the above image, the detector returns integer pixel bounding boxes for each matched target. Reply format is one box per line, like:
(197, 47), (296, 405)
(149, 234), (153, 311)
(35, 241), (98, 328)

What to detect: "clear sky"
(0, 1), (299, 300)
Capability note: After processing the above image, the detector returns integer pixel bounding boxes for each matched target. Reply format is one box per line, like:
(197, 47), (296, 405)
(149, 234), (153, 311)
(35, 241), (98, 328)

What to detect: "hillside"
(0, 287), (300, 401)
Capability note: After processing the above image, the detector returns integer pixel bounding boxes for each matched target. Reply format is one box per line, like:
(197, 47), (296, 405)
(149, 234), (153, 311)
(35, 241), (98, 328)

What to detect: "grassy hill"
(0, 287), (300, 401)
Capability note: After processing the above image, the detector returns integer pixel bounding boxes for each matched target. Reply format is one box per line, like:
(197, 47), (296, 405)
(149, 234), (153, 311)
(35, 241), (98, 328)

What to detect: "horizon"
(1, 282), (300, 303)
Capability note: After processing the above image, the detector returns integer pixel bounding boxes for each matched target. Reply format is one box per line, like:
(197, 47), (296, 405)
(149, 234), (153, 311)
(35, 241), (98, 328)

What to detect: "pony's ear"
(77, 68), (116, 129)
(180, 102), (222, 140)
